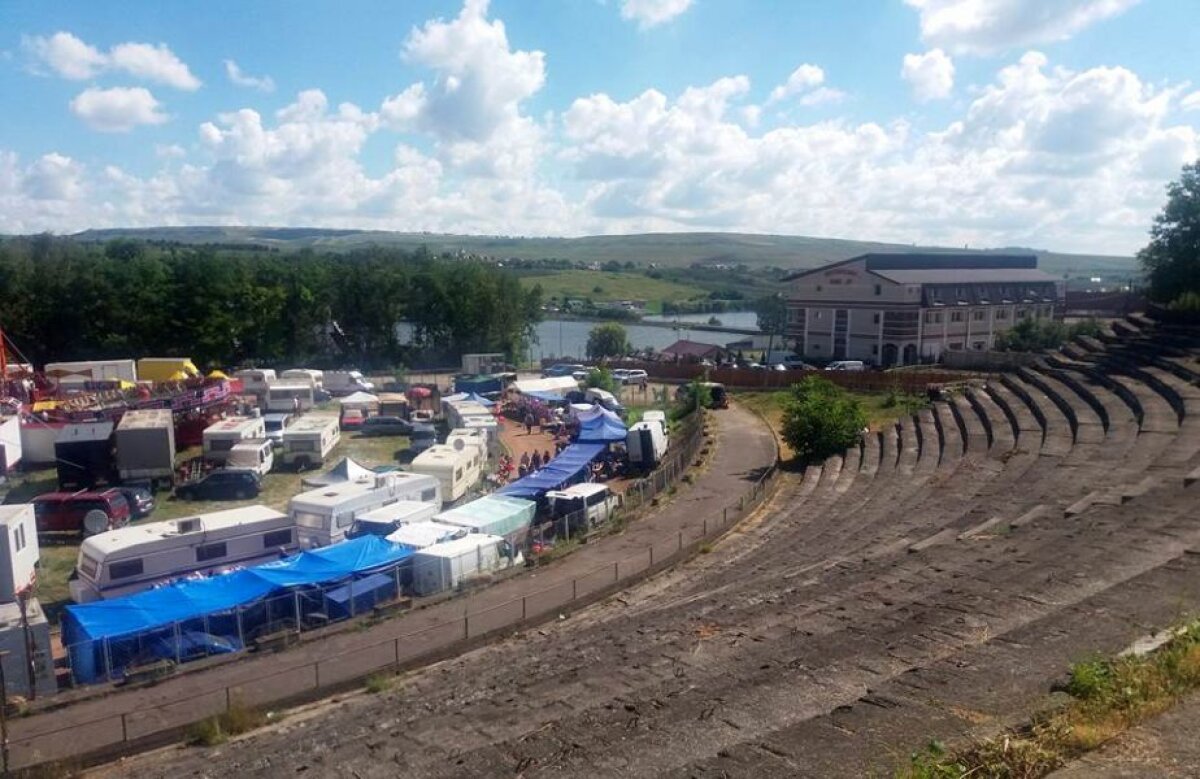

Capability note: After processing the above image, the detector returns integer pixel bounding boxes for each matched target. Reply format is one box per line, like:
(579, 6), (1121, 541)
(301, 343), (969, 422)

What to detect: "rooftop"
(782, 252), (1043, 282)
(661, 339), (725, 358)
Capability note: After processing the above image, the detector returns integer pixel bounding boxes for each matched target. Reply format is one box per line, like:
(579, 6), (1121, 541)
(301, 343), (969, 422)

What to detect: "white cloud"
(22, 31), (200, 89)
(768, 64), (825, 103)
(905, 0), (1141, 55)
(1182, 91), (1200, 112)
(902, 49), (955, 101)
(619, 0), (694, 29)
(155, 143), (187, 159)
(69, 87), (169, 132)
(224, 59), (275, 92)
(798, 87), (847, 107)
(23, 153), (85, 200)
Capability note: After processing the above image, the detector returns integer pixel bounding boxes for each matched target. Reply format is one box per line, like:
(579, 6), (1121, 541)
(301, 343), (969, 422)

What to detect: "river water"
(532, 311), (760, 361)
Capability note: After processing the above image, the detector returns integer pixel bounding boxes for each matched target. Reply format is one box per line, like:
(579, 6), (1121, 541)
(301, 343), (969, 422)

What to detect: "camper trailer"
(409, 443), (483, 504)
(409, 534), (513, 596)
(545, 483), (621, 531)
(202, 416), (267, 464)
(137, 357), (200, 383)
(232, 368), (277, 395)
(280, 369), (324, 390)
(265, 382), (315, 412)
(114, 409), (176, 487)
(69, 506), (295, 603)
(444, 400), (492, 430)
(445, 428), (488, 463)
(584, 388), (625, 416)
(349, 500), (439, 539)
(0, 505), (39, 602)
(44, 360), (137, 389)
(226, 439), (274, 476)
(289, 470), (441, 548)
(626, 420), (669, 470)
(279, 415), (340, 471)
(460, 416), (500, 458)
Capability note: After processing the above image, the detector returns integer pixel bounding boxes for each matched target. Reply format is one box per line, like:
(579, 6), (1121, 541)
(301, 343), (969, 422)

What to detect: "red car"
(31, 489), (133, 537)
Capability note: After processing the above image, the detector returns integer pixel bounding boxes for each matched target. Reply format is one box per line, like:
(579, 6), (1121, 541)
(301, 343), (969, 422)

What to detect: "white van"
(289, 470), (441, 548)
(226, 439), (274, 476)
(584, 388), (625, 415)
(203, 416), (268, 463)
(409, 443), (483, 504)
(233, 369), (277, 395)
(545, 483), (621, 529)
(280, 415), (341, 471)
(280, 368), (324, 390)
(825, 360), (866, 372)
(69, 506), (295, 602)
(265, 382), (315, 412)
(324, 370), (375, 396)
(627, 420), (668, 469)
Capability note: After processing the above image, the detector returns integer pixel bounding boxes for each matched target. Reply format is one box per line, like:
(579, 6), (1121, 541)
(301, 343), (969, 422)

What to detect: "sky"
(0, 0), (1197, 255)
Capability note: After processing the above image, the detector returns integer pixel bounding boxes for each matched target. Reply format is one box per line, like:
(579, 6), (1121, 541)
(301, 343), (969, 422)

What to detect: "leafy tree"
(1139, 160), (1200, 305)
(780, 376), (867, 462)
(993, 318), (1102, 352)
(586, 367), (618, 394)
(753, 294), (788, 336)
(586, 322), (630, 360)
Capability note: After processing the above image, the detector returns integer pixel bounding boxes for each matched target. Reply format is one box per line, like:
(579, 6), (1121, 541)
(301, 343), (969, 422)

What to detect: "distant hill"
(66, 226), (1136, 278)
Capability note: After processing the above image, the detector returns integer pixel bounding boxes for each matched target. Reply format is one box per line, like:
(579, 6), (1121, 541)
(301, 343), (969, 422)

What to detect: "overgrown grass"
(897, 621), (1200, 778)
(186, 702), (267, 746)
(364, 672), (397, 694)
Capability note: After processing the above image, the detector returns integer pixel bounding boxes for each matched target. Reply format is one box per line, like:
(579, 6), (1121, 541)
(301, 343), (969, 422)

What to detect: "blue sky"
(1, 0), (1197, 254)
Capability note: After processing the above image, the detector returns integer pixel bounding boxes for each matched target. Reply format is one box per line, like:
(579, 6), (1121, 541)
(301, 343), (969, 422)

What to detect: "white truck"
(626, 418), (669, 470)
(324, 370), (375, 396)
(114, 409), (177, 488)
(44, 360), (137, 389)
(409, 534), (514, 596)
(226, 439), (275, 477)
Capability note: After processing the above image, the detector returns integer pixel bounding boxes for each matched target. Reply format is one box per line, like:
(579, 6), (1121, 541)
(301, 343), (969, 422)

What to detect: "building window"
(973, 341), (986, 350)
(973, 310), (985, 321)
(949, 342), (963, 350)
(816, 285), (822, 292)
(110, 559), (144, 580)
(814, 311), (823, 320)
(197, 542), (228, 562)
(812, 343), (821, 351)
(1016, 308), (1027, 319)
(263, 529), (293, 548)
(871, 344), (879, 355)
(872, 313), (881, 324)
(874, 284), (882, 296)
(997, 309), (1009, 320)
(951, 311), (964, 323)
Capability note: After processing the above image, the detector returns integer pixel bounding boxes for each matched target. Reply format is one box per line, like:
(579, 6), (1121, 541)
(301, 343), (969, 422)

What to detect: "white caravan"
(289, 470), (441, 548)
(232, 369), (276, 395)
(409, 443), (483, 504)
(350, 500), (439, 539)
(69, 506), (294, 603)
(265, 382), (315, 412)
(444, 400), (491, 429)
(203, 416), (268, 463)
(545, 483), (621, 529)
(279, 415), (340, 470)
(280, 369), (324, 390)
(44, 360), (137, 389)
(0, 505), (39, 603)
(409, 534), (514, 596)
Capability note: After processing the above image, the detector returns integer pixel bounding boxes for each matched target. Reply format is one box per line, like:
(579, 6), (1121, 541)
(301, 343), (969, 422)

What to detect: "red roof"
(661, 340), (725, 359)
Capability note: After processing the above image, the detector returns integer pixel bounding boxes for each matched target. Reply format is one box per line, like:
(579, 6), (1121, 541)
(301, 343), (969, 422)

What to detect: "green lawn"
(518, 269), (708, 310)
(5, 428), (411, 622)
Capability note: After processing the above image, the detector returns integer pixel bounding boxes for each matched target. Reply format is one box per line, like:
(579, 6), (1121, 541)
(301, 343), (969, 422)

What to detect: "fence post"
(293, 590), (302, 633)
(522, 596), (527, 620)
(464, 616), (469, 640)
(121, 712), (128, 743)
(394, 637), (401, 665)
(614, 561), (619, 582)
(236, 604), (245, 648)
(649, 545), (654, 567)
(226, 685), (232, 712)
(349, 578), (356, 618)
(723, 507), (728, 525)
(703, 517), (708, 537)
(573, 578), (578, 600)
(678, 530), (683, 551)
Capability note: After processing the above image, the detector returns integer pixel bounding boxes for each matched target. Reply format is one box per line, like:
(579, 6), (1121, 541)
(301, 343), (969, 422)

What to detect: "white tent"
(338, 391), (379, 406)
(513, 376), (579, 396)
(301, 457), (376, 487)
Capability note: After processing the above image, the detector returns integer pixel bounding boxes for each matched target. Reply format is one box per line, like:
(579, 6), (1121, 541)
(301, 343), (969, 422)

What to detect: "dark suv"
(175, 470), (261, 501)
(359, 416), (412, 437)
(32, 489), (132, 536)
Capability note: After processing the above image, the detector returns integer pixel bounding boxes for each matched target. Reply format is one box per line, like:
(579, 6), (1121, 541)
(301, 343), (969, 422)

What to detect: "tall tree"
(780, 376), (867, 463)
(1139, 160), (1200, 304)
(586, 322), (630, 360)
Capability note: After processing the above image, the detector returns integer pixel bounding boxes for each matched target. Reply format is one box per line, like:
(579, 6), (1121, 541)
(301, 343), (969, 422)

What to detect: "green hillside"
(519, 270), (709, 310)
(65, 226), (1137, 278)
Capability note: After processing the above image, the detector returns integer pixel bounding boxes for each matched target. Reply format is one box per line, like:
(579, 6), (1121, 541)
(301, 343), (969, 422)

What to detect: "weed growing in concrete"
(186, 702), (267, 747)
(365, 673), (396, 694)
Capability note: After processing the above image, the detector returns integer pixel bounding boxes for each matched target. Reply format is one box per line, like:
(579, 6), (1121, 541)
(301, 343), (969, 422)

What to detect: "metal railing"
(9, 412), (776, 771)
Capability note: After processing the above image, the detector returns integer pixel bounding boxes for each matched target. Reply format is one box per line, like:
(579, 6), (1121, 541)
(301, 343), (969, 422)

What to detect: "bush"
(1169, 291), (1200, 312)
(780, 376), (867, 462)
(586, 367), (618, 394)
(994, 318), (1105, 352)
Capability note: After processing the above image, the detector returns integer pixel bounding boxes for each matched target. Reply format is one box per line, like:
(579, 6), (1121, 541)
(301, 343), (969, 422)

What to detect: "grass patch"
(364, 672), (397, 694)
(518, 269), (707, 310)
(896, 621), (1200, 778)
(186, 702), (267, 746)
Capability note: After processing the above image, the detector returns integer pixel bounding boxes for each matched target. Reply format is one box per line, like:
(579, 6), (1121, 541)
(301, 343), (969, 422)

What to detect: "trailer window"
(208, 439), (234, 452)
(421, 488), (437, 502)
(79, 554), (99, 578)
(262, 529), (293, 548)
(196, 542), (228, 562)
(336, 511), (355, 529)
(288, 440), (316, 453)
(109, 559), (144, 580)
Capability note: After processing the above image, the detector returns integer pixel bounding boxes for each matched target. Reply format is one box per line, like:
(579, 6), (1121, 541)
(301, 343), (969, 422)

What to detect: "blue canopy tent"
(497, 443), (605, 499)
(577, 413), (628, 443)
(63, 536), (414, 683)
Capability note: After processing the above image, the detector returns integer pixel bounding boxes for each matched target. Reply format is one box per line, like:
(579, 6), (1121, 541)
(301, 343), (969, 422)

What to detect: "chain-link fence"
(10, 412), (774, 772)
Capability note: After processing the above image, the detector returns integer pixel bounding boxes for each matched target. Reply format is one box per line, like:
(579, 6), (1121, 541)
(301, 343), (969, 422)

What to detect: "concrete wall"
(0, 415), (21, 471)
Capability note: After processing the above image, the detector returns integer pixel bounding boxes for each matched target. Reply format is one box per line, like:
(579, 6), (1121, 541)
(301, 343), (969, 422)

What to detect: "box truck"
(56, 422), (116, 489)
(114, 409), (177, 488)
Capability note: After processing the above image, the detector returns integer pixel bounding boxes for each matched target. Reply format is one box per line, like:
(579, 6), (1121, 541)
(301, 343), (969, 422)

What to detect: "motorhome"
(137, 357), (200, 383)
(409, 443), (483, 504)
(202, 416), (267, 464)
(279, 416), (340, 471)
(324, 370), (375, 396)
(409, 534), (514, 596)
(68, 506), (294, 603)
(627, 420), (669, 470)
(460, 416), (500, 458)
(289, 470), (441, 548)
(226, 439), (274, 476)
(349, 500), (439, 539)
(232, 369), (276, 395)
(445, 428), (488, 462)
(444, 399), (492, 430)
(545, 483), (621, 534)
(44, 360), (137, 389)
(280, 369), (324, 390)
(265, 382), (315, 412)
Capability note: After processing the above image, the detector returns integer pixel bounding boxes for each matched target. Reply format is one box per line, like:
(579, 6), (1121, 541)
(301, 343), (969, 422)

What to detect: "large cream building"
(783, 254), (1064, 366)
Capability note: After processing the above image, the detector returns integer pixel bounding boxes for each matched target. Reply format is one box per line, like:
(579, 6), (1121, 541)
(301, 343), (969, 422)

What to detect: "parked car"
(825, 360), (866, 372)
(340, 408), (366, 431)
(117, 483), (156, 518)
(544, 363), (587, 380)
(612, 368), (648, 386)
(359, 416), (412, 437)
(175, 470), (261, 501)
(32, 489), (132, 536)
(783, 357), (817, 370)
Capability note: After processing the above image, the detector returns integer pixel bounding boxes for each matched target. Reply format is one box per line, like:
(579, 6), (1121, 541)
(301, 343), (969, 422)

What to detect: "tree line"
(0, 236), (542, 370)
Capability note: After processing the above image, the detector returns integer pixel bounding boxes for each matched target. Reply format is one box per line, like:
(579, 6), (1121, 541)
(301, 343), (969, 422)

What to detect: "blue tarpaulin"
(497, 443), (605, 499)
(577, 413), (628, 443)
(525, 390), (566, 403)
(63, 536), (413, 683)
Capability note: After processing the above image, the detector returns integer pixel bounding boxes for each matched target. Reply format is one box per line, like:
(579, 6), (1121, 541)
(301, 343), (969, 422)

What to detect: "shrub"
(780, 376), (867, 462)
